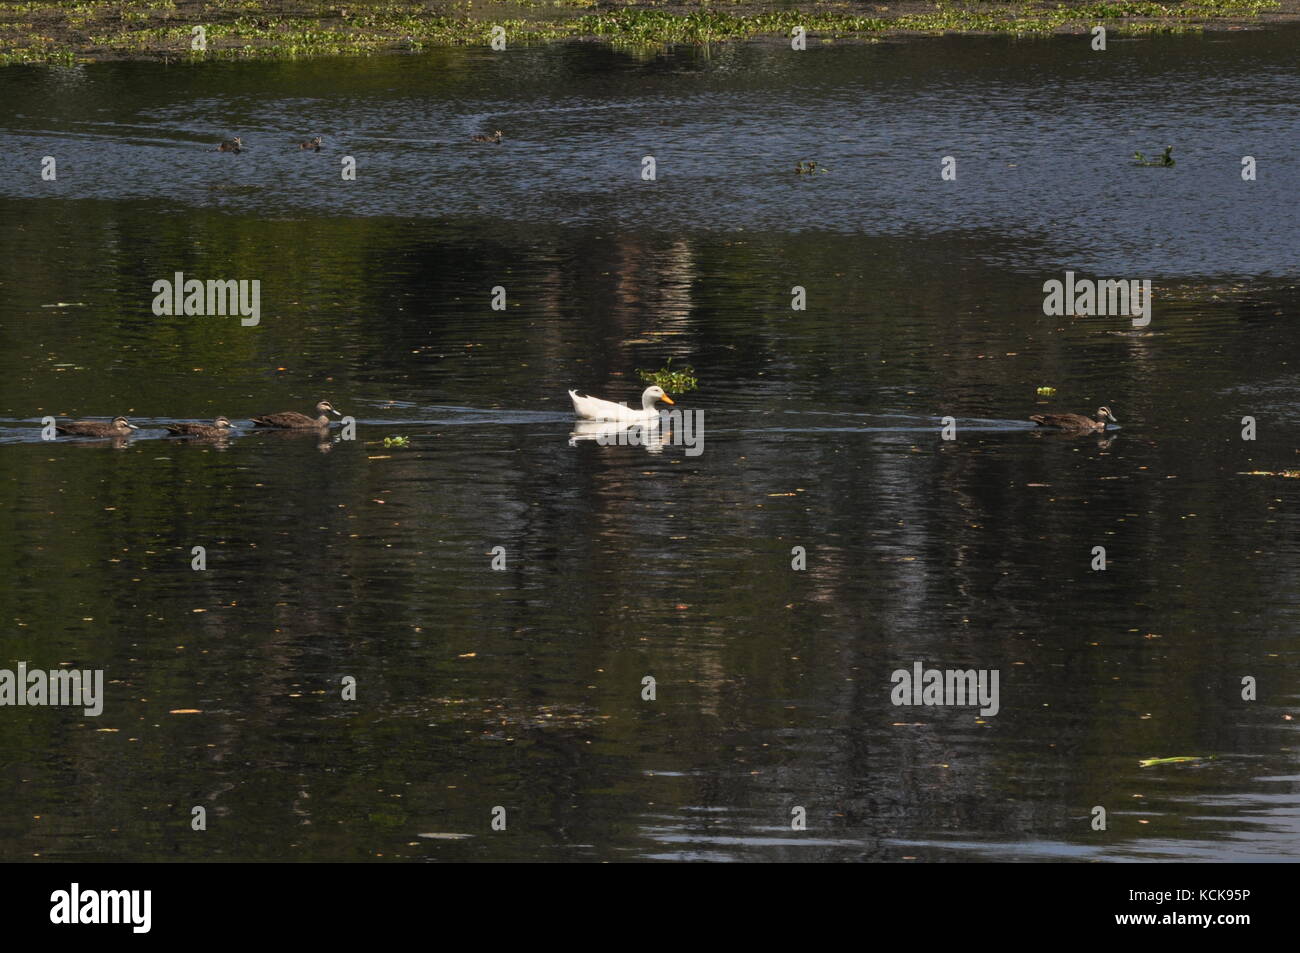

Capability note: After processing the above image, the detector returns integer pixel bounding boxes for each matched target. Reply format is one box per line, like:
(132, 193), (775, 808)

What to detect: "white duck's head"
(641, 385), (675, 410)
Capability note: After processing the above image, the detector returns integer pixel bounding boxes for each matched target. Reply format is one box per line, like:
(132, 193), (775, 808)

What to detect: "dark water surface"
(0, 30), (1298, 862)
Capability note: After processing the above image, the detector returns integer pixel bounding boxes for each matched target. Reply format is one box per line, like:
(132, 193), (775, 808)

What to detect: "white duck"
(568, 385), (675, 422)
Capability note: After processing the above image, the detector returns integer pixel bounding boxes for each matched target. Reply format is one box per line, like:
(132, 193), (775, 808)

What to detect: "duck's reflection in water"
(167, 434), (236, 450)
(569, 418), (669, 454)
(1029, 429), (1119, 451)
(61, 435), (133, 451)
(248, 427), (335, 453)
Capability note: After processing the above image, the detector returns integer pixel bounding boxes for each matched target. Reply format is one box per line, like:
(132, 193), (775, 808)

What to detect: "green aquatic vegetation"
(569, 2), (1276, 47)
(383, 435), (411, 448)
(637, 359), (699, 395)
(0, 34), (75, 63)
(1139, 755), (1214, 767)
(1133, 146), (1175, 166)
(1036, 386), (1057, 396)
(0, 0), (1284, 63)
(65, 4), (102, 29)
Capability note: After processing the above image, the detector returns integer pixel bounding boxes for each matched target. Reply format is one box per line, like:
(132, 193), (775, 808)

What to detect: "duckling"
(215, 137), (243, 153)
(471, 130), (503, 144)
(56, 415), (140, 437)
(298, 136), (323, 152)
(164, 416), (235, 437)
(1029, 406), (1119, 432)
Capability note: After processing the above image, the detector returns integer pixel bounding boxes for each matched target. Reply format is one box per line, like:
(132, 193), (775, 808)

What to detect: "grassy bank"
(0, 0), (1288, 65)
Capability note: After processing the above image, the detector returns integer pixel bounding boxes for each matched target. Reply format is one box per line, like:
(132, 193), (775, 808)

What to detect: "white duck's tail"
(570, 389), (619, 420)
(569, 389), (599, 419)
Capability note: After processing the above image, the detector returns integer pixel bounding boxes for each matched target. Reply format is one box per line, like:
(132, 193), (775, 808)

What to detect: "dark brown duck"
(298, 136), (323, 152)
(56, 415), (139, 437)
(1030, 406), (1118, 432)
(165, 416), (235, 437)
(250, 401), (341, 429)
(471, 130), (503, 144)
(215, 137), (243, 153)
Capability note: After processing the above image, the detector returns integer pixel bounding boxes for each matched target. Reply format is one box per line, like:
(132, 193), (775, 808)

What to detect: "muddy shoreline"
(1, 1), (1296, 65)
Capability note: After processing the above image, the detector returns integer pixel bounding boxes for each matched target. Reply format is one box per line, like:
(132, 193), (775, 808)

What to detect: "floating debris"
(1133, 146), (1175, 167)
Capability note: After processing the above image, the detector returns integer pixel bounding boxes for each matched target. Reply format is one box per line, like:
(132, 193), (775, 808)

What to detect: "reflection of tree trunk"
(613, 237), (696, 336)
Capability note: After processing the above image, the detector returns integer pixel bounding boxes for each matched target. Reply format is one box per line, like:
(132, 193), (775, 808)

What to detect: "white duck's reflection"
(568, 418), (670, 454)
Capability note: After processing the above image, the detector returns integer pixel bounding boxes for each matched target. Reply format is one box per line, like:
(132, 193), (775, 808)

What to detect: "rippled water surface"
(0, 30), (1297, 862)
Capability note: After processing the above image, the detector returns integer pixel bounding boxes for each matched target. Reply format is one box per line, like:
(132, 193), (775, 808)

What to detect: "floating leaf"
(1139, 755), (1212, 767)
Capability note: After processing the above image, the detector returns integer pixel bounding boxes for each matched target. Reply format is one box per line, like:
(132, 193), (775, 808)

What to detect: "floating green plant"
(1139, 755), (1214, 767)
(636, 358), (698, 394)
(383, 435), (411, 448)
(1036, 386), (1057, 396)
(1133, 146), (1175, 167)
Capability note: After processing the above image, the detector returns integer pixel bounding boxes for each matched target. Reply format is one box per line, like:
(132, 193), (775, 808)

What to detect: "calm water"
(0, 30), (1298, 862)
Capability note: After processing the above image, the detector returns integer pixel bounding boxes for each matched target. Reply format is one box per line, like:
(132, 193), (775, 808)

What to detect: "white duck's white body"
(568, 386), (674, 422)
